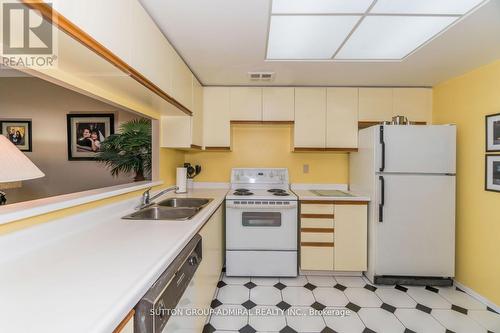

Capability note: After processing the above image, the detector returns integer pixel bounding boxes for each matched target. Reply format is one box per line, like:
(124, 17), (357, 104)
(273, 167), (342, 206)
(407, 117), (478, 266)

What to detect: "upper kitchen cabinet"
(50, 0), (195, 115)
(393, 88), (432, 123)
(50, 0), (134, 65)
(192, 78), (204, 148)
(204, 87), (231, 149)
(262, 88), (295, 121)
(130, 0), (173, 94)
(160, 77), (203, 149)
(294, 88), (327, 149)
(359, 88), (432, 123)
(230, 87), (262, 121)
(358, 88), (394, 122)
(172, 53), (194, 111)
(326, 88), (359, 149)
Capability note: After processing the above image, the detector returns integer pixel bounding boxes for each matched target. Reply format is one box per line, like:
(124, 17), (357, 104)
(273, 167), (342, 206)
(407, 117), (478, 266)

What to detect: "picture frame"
(0, 120), (33, 152)
(485, 113), (500, 152)
(485, 154), (500, 192)
(66, 113), (115, 161)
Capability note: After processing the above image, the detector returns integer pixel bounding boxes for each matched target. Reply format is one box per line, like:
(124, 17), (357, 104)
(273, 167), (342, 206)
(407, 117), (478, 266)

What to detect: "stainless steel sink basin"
(122, 206), (198, 221)
(157, 198), (212, 209)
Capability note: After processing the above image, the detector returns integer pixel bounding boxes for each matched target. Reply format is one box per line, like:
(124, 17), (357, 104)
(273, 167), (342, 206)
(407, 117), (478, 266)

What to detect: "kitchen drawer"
(300, 245), (334, 271)
(301, 203), (334, 215)
(301, 218), (334, 228)
(301, 231), (334, 243)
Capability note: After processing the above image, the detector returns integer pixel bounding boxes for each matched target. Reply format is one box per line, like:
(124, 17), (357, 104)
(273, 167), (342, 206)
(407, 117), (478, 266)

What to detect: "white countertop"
(0, 188), (228, 333)
(293, 189), (370, 202)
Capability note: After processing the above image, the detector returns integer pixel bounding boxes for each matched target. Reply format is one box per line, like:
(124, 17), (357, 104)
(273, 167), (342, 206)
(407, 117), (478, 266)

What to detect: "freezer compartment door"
(376, 125), (456, 174)
(375, 174), (455, 277)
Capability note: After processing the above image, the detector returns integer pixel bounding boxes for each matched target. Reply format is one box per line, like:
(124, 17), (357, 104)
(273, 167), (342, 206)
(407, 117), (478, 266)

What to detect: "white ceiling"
(139, 0), (500, 87)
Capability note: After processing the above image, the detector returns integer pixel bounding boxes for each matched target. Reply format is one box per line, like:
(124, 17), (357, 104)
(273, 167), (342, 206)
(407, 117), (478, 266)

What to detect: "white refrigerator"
(350, 125), (456, 284)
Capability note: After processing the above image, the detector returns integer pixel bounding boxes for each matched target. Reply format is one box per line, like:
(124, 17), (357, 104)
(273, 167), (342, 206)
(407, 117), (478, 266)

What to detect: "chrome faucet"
(136, 185), (179, 210)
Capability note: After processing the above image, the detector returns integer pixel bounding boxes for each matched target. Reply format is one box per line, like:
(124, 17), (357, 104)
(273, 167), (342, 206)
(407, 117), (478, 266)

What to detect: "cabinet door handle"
(379, 176), (385, 223)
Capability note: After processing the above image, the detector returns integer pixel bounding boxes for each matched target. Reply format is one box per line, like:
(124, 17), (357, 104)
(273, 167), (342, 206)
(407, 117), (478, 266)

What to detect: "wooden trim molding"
(333, 200), (369, 205)
(301, 242), (335, 248)
(204, 146), (231, 151)
(358, 121), (427, 129)
(301, 200), (335, 205)
(301, 213), (335, 219)
(231, 120), (294, 125)
(293, 147), (358, 152)
(112, 309), (135, 333)
(20, 0), (192, 116)
(301, 200), (368, 205)
(301, 228), (335, 233)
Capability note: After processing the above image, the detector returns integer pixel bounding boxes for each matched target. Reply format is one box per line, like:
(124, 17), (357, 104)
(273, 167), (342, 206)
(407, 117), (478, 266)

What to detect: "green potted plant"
(96, 118), (152, 181)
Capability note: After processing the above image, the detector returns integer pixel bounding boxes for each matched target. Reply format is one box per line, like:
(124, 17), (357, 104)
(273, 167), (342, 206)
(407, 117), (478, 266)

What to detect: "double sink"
(122, 198), (213, 221)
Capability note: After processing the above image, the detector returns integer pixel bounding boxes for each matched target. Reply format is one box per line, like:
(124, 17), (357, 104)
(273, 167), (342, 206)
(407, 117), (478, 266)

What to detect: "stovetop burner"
(273, 192), (290, 196)
(268, 189), (286, 193)
(233, 191), (253, 196)
(235, 188), (250, 192)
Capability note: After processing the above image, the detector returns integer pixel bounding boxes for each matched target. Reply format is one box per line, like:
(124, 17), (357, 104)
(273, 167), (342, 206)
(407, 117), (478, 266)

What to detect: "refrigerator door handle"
(379, 126), (386, 172)
(379, 176), (385, 222)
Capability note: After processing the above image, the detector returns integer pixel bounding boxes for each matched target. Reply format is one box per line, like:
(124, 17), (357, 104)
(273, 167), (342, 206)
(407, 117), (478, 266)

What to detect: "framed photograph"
(485, 154), (500, 192)
(0, 120), (32, 152)
(67, 113), (115, 160)
(486, 113), (500, 152)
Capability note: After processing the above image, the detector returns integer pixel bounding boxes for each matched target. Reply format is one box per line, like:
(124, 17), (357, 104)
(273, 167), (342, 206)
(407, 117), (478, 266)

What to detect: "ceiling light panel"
(335, 16), (458, 60)
(267, 15), (361, 60)
(371, 0), (487, 15)
(272, 0), (374, 14)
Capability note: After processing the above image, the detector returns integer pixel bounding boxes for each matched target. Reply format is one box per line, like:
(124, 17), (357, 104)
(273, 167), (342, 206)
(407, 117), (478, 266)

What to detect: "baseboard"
(454, 280), (500, 314)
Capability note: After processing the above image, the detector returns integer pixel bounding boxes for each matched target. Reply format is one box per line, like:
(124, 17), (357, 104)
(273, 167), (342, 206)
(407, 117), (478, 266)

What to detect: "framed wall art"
(0, 120), (32, 152)
(67, 113), (114, 160)
(486, 113), (500, 152)
(485, 154), (500, 192)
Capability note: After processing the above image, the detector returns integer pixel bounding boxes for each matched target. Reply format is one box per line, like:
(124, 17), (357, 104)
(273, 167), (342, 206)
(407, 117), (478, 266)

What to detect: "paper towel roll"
(176, 167), (187, 193)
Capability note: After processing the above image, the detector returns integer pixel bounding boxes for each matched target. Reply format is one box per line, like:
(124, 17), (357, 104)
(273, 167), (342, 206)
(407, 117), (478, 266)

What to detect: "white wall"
(0, 77), (144, 204)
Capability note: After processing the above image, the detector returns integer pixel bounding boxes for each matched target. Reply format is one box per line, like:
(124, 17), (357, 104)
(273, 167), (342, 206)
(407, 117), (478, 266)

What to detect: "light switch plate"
(303, 164), (309, 173)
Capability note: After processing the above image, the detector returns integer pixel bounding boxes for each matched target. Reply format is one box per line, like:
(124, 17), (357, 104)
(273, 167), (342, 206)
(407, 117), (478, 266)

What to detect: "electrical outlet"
(303, 164), (309, 174)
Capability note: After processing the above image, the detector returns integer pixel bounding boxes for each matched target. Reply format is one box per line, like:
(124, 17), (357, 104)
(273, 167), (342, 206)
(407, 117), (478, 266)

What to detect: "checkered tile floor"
(203, 272), (500, 333)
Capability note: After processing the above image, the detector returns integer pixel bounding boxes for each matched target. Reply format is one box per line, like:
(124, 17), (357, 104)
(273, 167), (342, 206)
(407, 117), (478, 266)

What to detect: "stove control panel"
(231, 168), (289, 185)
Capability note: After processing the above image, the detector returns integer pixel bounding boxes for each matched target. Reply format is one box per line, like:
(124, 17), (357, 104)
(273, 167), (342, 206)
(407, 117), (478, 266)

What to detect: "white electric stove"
(225, 168), (298, 277)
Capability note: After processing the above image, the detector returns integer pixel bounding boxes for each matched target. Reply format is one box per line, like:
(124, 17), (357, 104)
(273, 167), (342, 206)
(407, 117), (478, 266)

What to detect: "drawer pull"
(301, 242), (334, 247)
(301, 214), (334, 219)
(301, 228), (334, 233)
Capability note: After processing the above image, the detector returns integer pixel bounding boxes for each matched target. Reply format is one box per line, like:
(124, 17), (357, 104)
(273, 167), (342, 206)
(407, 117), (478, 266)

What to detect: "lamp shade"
(0, 135), (44, 183)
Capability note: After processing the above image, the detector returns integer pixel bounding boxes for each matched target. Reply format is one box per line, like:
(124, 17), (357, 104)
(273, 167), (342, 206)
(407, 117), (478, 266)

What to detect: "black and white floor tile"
(204, 273), (500, 333)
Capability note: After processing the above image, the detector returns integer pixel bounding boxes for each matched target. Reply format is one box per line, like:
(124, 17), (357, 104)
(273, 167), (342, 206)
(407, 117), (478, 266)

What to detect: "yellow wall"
(185, 124), (349, 183)
(433, 60), (500, 305)
(0, 148), (184, 235)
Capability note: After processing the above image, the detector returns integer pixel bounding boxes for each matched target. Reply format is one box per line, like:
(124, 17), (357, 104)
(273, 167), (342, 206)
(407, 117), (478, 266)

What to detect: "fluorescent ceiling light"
(335, 16), (458, 60)
(371, 0), (487, 15)
(272, 0), (374, 14)
(267, 15), (360, 59)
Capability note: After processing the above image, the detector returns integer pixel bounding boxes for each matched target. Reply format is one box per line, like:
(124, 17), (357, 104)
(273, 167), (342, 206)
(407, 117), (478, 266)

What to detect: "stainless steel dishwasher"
(135, 235), (202, 333)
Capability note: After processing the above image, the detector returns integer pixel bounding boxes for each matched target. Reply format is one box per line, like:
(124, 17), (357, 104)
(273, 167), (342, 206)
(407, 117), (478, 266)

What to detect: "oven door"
(226, 202), (297, 250)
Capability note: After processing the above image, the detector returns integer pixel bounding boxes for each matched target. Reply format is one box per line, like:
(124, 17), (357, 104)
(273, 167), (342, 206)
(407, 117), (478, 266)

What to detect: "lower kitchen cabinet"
(300, 201), (367, 272)
(301, 245), (334, 271)
(163, 205), (224, 332)
(195, 205), (224, 313)
(334, 203), (368, 271)
(113, 310), (134, 333)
